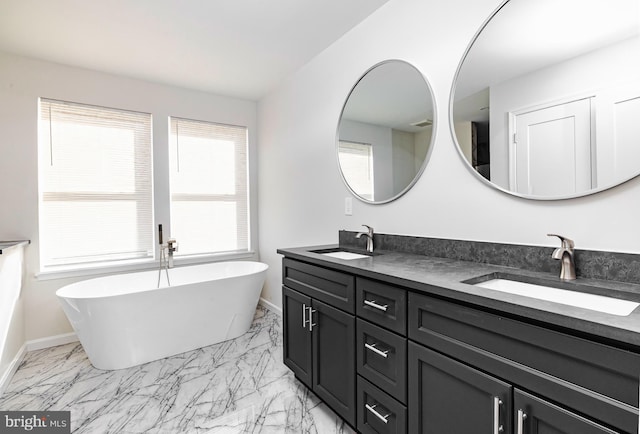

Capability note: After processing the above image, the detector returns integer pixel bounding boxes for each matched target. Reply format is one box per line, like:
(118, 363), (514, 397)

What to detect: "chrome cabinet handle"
(302, 303), (308, 328)
(364, 299), (388, 312)
(364, 342), (389, 358)
(517, 409), (527, 434)
(365, 403), (390, 424)
(493, 397), (504, 434)
(308, 307), (317, 332)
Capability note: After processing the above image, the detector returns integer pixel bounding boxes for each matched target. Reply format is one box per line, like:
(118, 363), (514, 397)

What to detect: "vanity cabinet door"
(514, 389), (619, 434)
(408, 342), (512, 434)
(282, 286), (312, 387)
(312, 299), (356, 426)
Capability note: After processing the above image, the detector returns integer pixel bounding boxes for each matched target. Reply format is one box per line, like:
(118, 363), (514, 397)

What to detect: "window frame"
(38, 98), (154, 271)
(168, 116), (251, 257)
(338, 139), (375, 201)
(35, 100), (256, 280)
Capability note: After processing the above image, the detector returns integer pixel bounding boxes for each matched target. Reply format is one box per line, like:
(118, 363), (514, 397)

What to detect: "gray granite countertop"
(277, 244), (640, 349)
(0, 240), (29, 254)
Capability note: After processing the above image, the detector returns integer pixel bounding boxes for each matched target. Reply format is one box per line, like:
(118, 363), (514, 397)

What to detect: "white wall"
(0, 52), (258, 341)
(391, 129), (417, 194)
(257, 0), (640, 309)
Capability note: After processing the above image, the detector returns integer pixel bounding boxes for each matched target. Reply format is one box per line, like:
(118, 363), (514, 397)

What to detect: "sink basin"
(310, 248), (372, 260)
(467, 274), (639, 316)
(320, 251), (371, 260)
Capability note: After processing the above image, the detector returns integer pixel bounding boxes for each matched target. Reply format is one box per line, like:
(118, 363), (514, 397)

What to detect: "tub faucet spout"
(167, 239), (178, 268)
(548, 234), (576, 280)
(356, 225), (374, 253)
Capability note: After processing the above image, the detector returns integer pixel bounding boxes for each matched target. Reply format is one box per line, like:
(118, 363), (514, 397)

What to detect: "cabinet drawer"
(408, 292), (640, 433)
(282, 258), (355, 313)
(357, 319), (407, 404)
(357, 376), (407, 434)
(357, 277), (406, 335)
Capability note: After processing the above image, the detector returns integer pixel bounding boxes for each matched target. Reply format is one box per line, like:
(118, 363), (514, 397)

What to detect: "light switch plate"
(344, 197), (353, 215)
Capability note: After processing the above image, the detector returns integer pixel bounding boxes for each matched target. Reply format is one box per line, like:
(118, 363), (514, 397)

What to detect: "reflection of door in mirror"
(451, 0), (640, 199)
(510, 98), (593, 196)
(338, 140), (374, 201)
(596, 85), (640, 187)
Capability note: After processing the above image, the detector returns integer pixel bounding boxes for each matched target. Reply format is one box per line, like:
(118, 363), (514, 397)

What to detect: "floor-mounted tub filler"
(56, 261), (268, 370)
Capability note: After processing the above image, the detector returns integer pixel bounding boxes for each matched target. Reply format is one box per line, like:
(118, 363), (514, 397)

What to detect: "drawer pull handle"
(493, 397), (504, 434)
(365, 403), (390, 424)
(517, 409), (527, 434)
(364, 299), (388, 312)
(364, 343), (389, 358)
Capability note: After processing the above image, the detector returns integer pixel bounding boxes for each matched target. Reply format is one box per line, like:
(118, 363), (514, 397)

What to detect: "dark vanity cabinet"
(282, 258), (356, 426)
(408, 292), (638, 434)
(281, 255), (640, 434)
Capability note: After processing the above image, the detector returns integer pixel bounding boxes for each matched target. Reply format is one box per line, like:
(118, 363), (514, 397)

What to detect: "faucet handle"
(362, 224), (374, 234)
(547, 234), (574, 249)
(167, 238), (178, 251)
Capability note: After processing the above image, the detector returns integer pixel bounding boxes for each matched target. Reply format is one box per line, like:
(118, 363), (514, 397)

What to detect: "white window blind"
(338, 140), (374, 200)
(39, 99), (153, 268)
(169, 117), (249, 256)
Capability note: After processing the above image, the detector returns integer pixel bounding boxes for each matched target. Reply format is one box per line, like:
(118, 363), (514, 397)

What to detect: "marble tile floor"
(0, 307), (355, 434)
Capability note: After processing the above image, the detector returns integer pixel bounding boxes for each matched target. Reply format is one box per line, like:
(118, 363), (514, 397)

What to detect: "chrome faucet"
(548, 234), (576, 280)
(167, 238), (178, 268)
(157, 224), (178, 287)
(356, 225), (374, 253)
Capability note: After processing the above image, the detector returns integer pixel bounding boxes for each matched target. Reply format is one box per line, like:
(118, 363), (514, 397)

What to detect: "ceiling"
(454, 0), (639, 104)
(0, 0), (391, 100)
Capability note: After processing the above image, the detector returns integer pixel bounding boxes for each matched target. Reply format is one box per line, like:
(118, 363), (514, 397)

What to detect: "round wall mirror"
(337, 60), (435, 203)
(451, 0), (640, 199)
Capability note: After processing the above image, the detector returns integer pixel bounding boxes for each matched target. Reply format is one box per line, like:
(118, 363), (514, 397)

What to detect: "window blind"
(39, 99), (153, 267)
(169, 117), (249, 256)
(338, 140), (374, 200)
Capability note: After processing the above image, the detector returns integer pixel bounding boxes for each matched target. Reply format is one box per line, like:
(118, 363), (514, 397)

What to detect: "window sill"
(35, 251), (258, 281)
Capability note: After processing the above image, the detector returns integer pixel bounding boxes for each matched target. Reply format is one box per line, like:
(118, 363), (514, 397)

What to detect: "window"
(169, 117), (249, 256)
(338, 140), (374, 200)
(38, 99), (153, 268)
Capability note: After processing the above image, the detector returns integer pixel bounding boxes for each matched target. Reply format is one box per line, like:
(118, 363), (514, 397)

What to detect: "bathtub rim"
(55, 260), (269, 300)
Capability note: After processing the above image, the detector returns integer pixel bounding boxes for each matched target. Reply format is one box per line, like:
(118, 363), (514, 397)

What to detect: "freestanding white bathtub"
(56, 261), (268, 370)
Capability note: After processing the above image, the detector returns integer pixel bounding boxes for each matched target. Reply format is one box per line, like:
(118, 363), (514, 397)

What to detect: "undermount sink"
(310, 248), (372, 260)
(466, 274), (639, 316)
(321, 251), (370, 260)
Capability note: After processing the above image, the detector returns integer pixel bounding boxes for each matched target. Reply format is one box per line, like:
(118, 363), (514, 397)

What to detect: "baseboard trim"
(26, 332), (78, 352)
(259, 297), (282, 316)
(0, 344), (26, 397)
(0, 333), (79, 397)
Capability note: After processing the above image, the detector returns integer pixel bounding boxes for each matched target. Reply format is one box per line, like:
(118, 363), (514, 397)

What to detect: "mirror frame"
(337, 59), (437, 204)
(449, 0), (640, 201)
